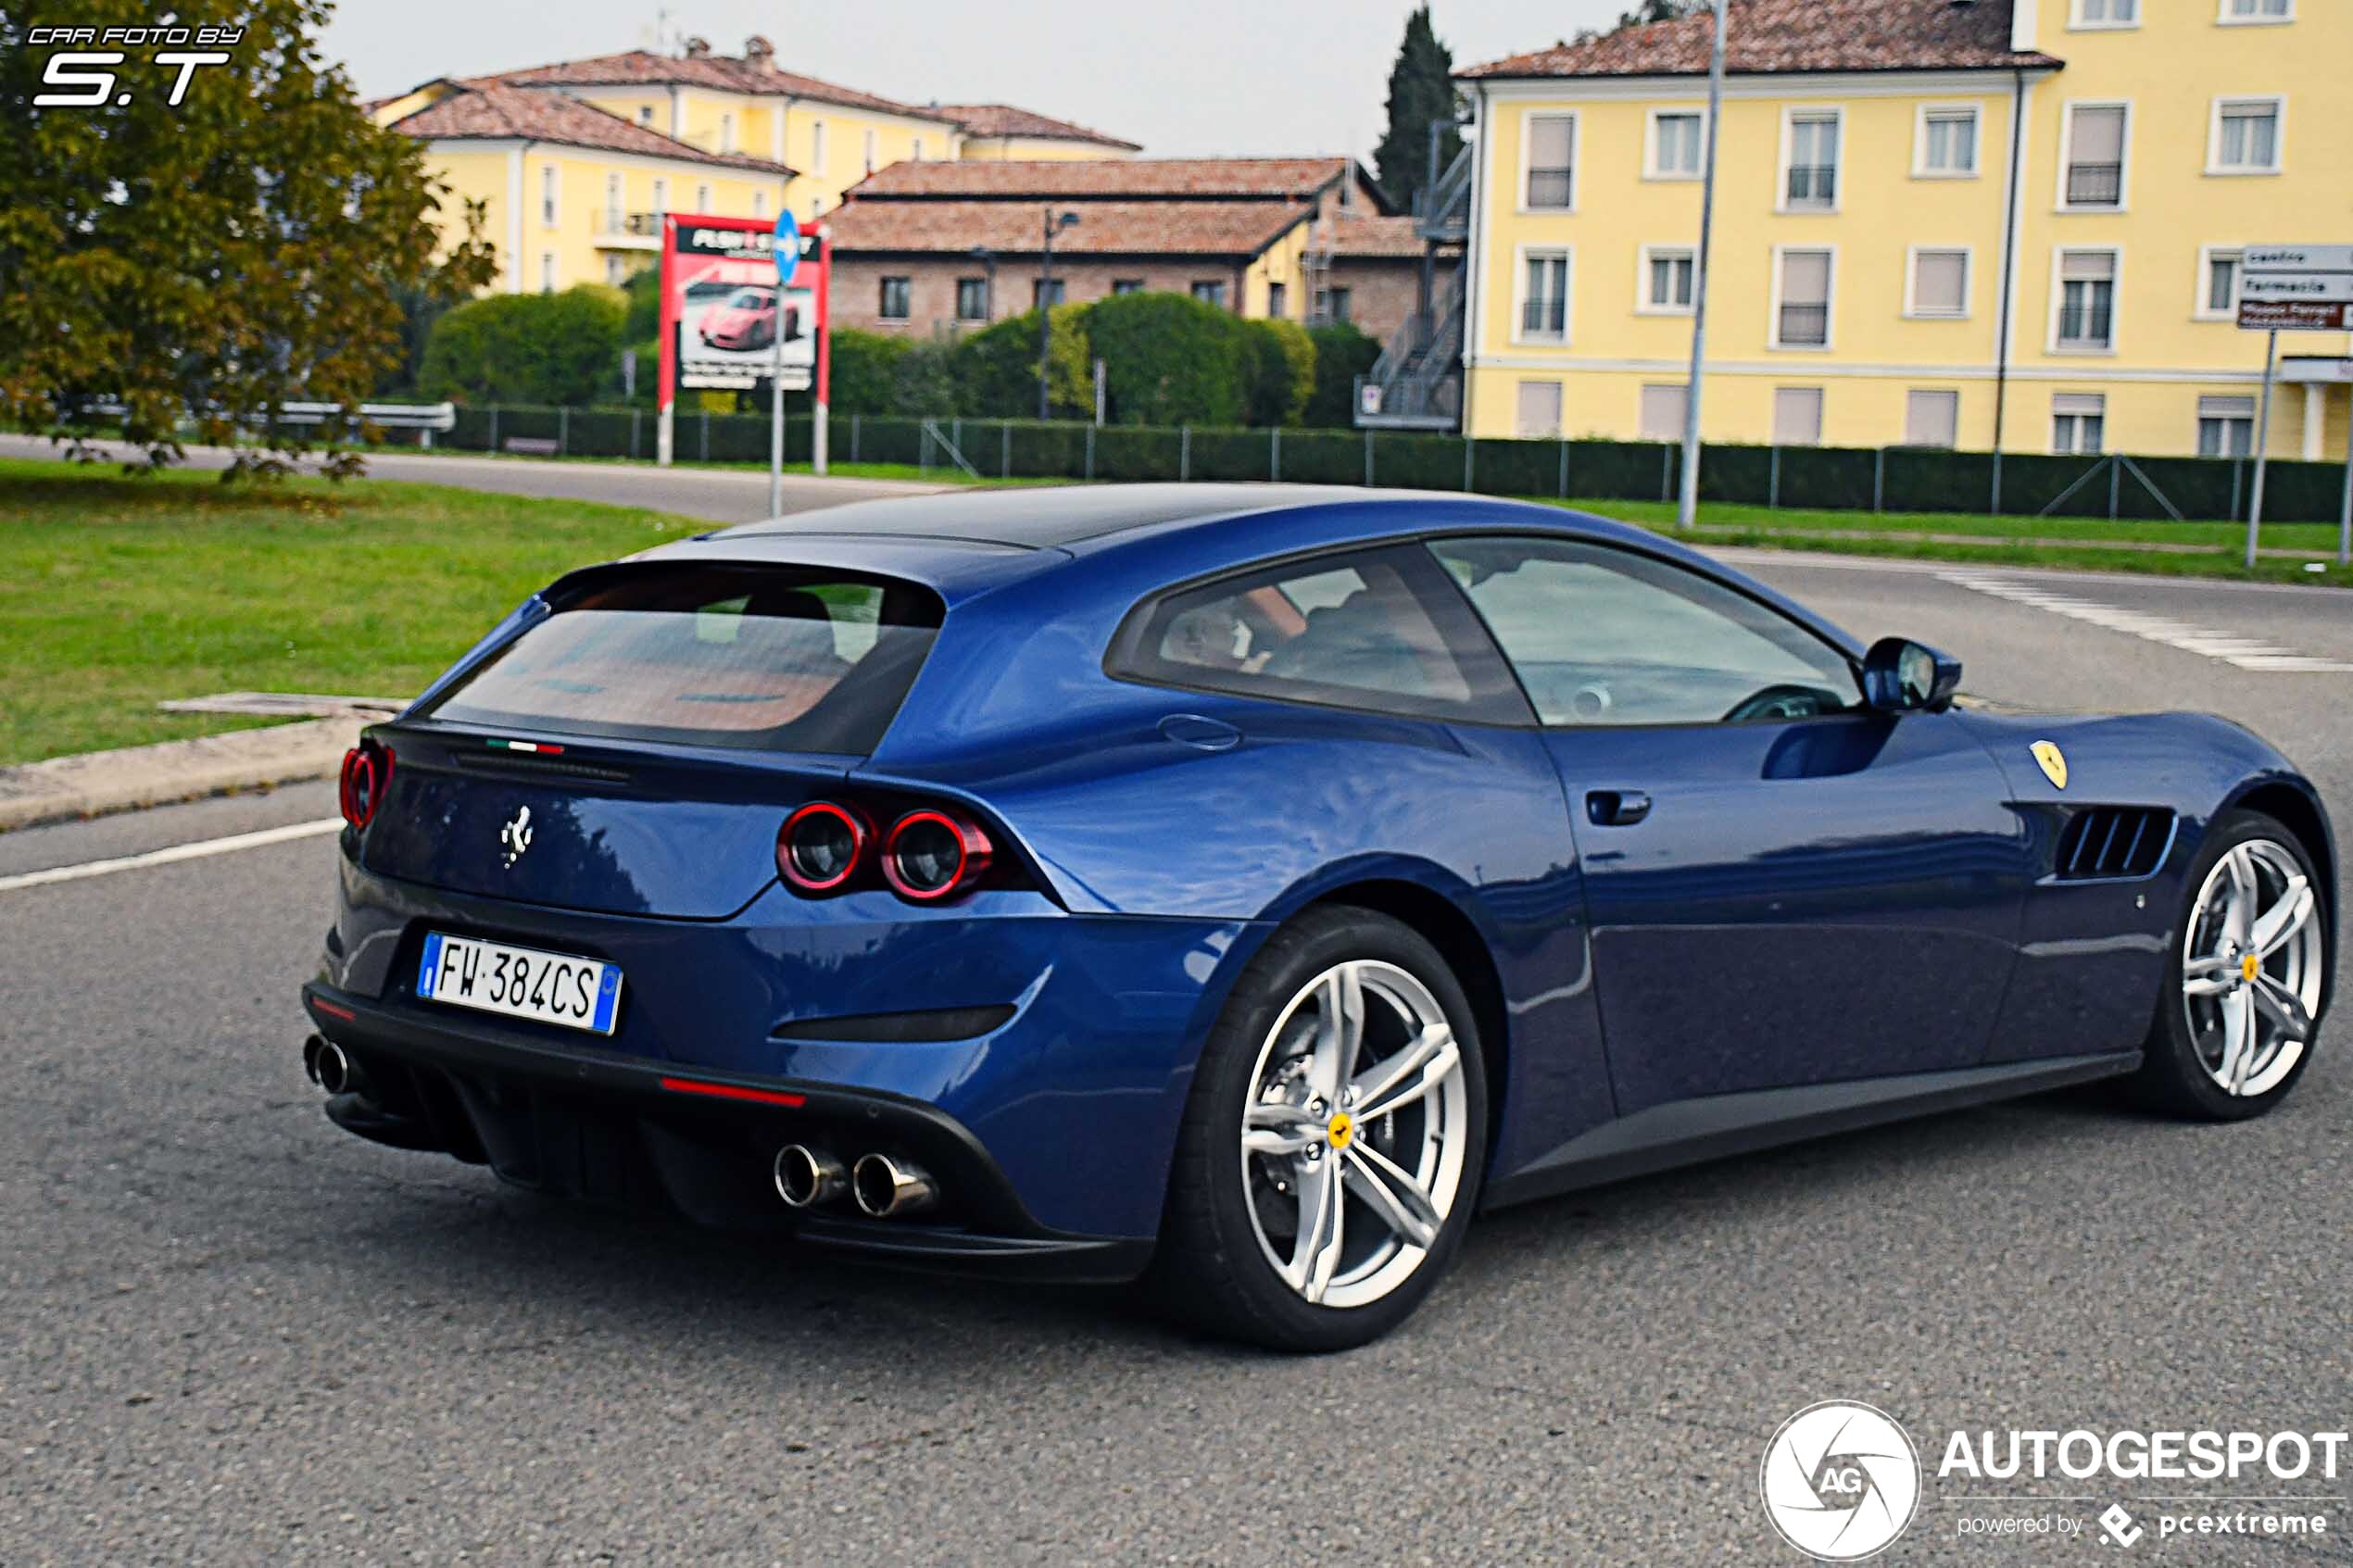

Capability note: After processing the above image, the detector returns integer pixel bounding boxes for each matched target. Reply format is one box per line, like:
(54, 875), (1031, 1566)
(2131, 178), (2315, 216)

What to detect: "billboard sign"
(658, 213), (824, 395)
(2237, 245), (2353, 332)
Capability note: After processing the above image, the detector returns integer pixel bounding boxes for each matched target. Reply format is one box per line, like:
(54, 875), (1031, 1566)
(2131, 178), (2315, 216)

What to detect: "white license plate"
(416, 932), (623, 1035)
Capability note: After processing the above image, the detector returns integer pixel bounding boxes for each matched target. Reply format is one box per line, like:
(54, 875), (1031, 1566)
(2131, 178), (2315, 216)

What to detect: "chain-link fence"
(403, 406), (2352, 524)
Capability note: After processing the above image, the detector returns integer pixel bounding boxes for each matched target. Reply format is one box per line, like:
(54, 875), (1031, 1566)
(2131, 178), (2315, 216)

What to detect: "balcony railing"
(1785, 164), (1838, 207)
(1778, 303), (1830, 346)
(2065, 162), (2121, 206)
(592, 211), (664, 247)
(1519, 298), (1567, 338)
(1525, 167), (1574, 208)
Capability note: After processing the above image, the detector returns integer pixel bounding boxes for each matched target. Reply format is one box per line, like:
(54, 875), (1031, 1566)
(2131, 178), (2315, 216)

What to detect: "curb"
(0, 717), (364, 833)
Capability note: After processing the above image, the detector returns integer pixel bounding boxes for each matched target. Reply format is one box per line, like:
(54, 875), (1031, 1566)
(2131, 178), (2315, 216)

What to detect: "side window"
(1428, 537), (1860, 726)
(1111, 546), (1525, 722)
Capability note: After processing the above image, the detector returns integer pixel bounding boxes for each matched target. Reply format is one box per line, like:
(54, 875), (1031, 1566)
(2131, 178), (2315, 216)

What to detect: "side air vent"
(2054, 807), (2174, 881)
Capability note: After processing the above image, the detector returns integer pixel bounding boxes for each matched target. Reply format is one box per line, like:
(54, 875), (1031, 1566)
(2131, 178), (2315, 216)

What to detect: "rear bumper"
(301, 983), (1155, 1283)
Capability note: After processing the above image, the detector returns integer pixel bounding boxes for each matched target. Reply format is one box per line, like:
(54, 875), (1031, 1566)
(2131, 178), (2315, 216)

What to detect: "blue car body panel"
(309, 487), (2333, 1263)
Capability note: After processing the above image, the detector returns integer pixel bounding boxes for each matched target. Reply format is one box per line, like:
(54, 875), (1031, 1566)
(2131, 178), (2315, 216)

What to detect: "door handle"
(1586, 789), (1653, 827)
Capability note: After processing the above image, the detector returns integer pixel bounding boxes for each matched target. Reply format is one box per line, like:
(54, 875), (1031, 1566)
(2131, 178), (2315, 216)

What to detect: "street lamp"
(967, 244), (996, 324)
(1039, 207), (1078, 420)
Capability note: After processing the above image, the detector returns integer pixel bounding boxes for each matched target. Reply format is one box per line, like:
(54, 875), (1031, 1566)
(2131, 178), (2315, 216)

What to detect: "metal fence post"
(1270, 426), (1281, 482)
(699, 408), (710, 462)
(1660, 444), (1672, 501)
(1990, 450), (2003, 516)
(1001, 422), (1012, 479)
(1180, 426), (1190, 483)
(487, 405), (498, 452)
(1558, 440), (1568, 498)
(850, 413), (862, 465)
(2230, 458), (2243, 521)
(631, 408), (640, 459)
(558, 405), (569, 458)
(1463, 438), (1475, 493)
(1872, 447), (1885, 512)
(1364, 430), (1374, 487)
(951, 416), (961, 457)
(1768, 445), (1780, 510)
(2109, 457), (2121, 521)
(1085, 422), (1095, 481)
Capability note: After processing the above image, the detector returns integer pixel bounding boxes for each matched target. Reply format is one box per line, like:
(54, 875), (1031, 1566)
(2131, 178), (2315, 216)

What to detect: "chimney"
(683, 35), (711, 57)
(744, 34), (774, 68)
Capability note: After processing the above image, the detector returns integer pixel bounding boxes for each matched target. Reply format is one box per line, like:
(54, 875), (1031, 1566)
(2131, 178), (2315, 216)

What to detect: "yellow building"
(374, 37), (1142, 295)
(1451, 0), (2351, 462)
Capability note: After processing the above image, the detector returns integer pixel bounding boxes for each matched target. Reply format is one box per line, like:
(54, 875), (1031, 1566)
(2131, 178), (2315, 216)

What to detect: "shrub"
(1242, 318), (1316, 428)
(1304, 321), (1380, 429)
(953, 306), (1090, 417)
(893, 337), (964, 415)
(826, 329), (915, 414)
(419, 285), (627, 406)
(1086, 291), (1245, 428)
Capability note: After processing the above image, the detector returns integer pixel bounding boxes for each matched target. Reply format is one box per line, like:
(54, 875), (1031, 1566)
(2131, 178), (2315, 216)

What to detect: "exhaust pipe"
(773, 1144), (849, 1210)
(851, 1152), (937, 1219)
(307, 1035), (353, 1096)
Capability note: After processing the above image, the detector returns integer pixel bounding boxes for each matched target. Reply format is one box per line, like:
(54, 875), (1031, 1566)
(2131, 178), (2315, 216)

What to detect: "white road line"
(0, 818), (344, 894)
(1938, 571), (2353, 673)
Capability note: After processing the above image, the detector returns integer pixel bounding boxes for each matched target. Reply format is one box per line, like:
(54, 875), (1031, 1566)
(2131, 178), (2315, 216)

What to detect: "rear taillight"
(882, 809), (993, 902)
(338, 742), (394, 831)
(777, 800), (872, 893)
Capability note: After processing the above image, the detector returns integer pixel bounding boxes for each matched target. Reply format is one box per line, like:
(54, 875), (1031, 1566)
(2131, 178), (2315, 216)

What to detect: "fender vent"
(2055, 807), (2173, 881)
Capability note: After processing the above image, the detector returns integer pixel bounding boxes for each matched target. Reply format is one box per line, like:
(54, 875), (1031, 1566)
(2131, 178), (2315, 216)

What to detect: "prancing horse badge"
(2031, 741), (2069, 791)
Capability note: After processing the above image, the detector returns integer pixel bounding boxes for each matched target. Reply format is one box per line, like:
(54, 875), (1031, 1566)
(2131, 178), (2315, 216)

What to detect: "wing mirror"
(1862, 637), (1962, 713)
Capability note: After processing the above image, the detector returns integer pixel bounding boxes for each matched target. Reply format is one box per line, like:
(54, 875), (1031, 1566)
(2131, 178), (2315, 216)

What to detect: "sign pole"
(656, 216), (678, 468)
(814, 228), (831, 478)
(768, 208), (802, 517)
(2339, 421), (2351, 567)
(1676, 0), (1729, 531)
(2245, 327), (2278, 571)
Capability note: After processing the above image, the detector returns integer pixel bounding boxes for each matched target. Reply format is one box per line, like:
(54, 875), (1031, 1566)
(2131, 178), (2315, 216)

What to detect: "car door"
(1427, 534), (2031, 1116)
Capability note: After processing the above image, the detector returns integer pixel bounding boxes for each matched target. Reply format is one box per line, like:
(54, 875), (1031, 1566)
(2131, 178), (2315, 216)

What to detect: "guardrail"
(80, 399), (458, 446)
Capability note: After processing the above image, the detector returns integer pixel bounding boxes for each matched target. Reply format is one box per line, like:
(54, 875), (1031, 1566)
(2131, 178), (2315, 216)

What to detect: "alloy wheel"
(2180, 838), (2324, 1098)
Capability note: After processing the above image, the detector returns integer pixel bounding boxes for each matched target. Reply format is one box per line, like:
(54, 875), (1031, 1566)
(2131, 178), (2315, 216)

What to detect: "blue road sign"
(774, 209), (801, 288)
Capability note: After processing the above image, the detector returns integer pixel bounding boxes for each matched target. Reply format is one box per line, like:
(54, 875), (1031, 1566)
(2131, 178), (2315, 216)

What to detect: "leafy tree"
(1371, 7), (1461, 211)
(619, 264), (663, 344)
(952, 306), (1090, 417)
(1303, 320), (1380, 429)
(1241, 319), (1315, 428)
(0, 0), (496, 475)
(1577, 0), (1711, 44)
(1085, 292), (1244, 428)
(417, 286), (626, 406)
(824, 329), (915, 414)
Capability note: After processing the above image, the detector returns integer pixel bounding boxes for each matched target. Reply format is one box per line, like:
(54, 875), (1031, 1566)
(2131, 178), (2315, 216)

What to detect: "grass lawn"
(0, 458), (704, 766)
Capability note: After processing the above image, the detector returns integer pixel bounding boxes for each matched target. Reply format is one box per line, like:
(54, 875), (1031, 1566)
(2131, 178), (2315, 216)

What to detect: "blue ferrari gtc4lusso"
(301, 485), (2334, 1350)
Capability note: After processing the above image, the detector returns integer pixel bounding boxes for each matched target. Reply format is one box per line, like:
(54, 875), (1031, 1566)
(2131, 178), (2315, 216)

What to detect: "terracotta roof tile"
(1460, 0), (2057, 79)
(384, 84), (795, 175)
(487, 50), (956, 120)
(1319, 215), (1431, 259)
(848, 157), (1354, 201)
(931, 104), (1141, 151)
(827, 197), (1311, 258)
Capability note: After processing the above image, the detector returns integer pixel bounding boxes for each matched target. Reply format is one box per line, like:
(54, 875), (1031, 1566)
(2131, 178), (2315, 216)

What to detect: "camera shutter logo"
(1759, 1400), (1921, 1561)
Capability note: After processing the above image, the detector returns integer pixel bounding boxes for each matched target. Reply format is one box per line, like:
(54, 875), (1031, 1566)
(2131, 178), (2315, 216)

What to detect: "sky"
(321, 0), (1638, 161)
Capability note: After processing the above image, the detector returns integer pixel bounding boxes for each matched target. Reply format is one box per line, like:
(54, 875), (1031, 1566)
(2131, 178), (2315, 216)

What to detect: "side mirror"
(1862, 637), (1962, 713)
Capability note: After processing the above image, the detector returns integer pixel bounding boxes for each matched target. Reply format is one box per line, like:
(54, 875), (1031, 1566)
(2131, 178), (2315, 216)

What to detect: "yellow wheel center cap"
(1326, 1111), (1354, 1151)
(2241, 953), (2262, 984)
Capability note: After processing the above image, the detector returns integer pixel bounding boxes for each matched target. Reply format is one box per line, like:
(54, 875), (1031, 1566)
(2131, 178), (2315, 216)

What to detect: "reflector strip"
(657, 1076), (807, 1109)
(311, 998), (358, 1022)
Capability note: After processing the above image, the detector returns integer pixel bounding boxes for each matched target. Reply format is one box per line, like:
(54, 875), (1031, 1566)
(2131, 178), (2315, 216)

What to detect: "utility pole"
(1677, 0), (1730, 531)
(1038, 207), (1078, 420)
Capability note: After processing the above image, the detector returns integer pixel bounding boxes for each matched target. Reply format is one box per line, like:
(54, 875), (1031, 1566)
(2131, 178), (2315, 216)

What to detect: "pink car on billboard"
(698, 286), (799, 352)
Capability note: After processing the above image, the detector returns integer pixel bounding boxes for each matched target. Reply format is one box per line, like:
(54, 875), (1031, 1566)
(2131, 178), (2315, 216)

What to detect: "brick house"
(825, 157), (1439, 344)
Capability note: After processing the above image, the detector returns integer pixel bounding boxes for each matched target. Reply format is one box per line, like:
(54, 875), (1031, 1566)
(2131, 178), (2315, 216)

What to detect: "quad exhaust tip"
(851, 1152), (937, 1219)
(303, 1035), (353, 1096)
(773, 1144), (849, 1210)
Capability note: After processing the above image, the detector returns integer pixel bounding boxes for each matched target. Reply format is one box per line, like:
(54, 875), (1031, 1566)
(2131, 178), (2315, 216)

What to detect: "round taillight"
(882, 809), (993, 902)
(778, 801), (870, 893)
(338, 744), (392, 831)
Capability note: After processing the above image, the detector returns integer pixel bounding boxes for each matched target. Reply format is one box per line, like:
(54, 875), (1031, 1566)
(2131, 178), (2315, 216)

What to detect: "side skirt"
(1480, 1050), (2143, 1211)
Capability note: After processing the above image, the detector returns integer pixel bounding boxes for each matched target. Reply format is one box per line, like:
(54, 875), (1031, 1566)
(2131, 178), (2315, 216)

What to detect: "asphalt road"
(3, 464), (2348, 1565)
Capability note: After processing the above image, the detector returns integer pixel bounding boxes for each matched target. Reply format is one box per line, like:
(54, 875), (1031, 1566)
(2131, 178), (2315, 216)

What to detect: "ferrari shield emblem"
(2031, 741), (2069, 791)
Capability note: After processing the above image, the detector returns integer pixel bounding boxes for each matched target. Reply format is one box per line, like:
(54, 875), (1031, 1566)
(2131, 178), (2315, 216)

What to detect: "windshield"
(726, 290), (772, 310)
(421, 564), (941, 755)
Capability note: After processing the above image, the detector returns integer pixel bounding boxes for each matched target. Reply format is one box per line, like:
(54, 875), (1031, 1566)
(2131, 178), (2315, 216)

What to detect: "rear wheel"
(1150, 907), (1487, 1352)
(2130, 809), (2330, 1120)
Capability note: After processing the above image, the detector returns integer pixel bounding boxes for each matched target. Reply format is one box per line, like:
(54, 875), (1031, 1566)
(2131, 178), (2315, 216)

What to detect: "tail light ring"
(881, 809), (994, 903)
(778, 800), (873, 894)
(338, 743), (393, 831)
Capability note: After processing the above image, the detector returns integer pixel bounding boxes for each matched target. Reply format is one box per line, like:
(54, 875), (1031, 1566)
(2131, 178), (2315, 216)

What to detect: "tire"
(2128, 808), (2331, 1121)
(1148, 906), (1489, 1352)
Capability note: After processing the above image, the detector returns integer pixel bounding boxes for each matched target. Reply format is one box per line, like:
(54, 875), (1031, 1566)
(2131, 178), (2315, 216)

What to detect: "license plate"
(416, 932), (623, 1035)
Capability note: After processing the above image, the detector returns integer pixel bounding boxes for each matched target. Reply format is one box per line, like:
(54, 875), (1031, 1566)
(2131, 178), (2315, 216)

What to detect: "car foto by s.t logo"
(1761, 1401), (1923, 1561)
(23, 26), (242, 108)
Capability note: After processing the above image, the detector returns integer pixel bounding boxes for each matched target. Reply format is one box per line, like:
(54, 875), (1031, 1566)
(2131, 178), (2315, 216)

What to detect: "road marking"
(1938, 571), (2353, 672)
(0, 818), (343, 894)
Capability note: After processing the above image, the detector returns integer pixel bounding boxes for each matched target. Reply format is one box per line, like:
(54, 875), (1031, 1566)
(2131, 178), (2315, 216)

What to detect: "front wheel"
(2130, 809), (2330, 1120)
(1149, 907), (1487, 1352)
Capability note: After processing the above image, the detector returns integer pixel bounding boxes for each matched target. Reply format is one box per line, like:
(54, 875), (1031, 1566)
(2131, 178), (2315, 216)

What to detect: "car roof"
(718, 483), (1367, 550)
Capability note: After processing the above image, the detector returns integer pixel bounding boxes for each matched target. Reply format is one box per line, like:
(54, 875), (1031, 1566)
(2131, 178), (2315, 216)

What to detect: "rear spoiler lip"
(367, 717), (865, 788)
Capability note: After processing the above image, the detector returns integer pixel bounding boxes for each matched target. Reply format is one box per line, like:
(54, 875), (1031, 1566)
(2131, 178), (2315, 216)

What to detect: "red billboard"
(656, 212), (829, 463)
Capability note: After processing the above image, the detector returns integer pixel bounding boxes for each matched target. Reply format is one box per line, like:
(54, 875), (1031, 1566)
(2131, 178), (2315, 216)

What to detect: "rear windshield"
(422, 564), (941, 755)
